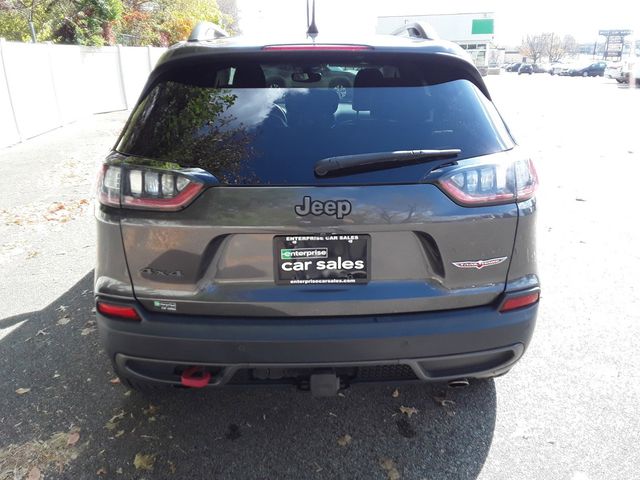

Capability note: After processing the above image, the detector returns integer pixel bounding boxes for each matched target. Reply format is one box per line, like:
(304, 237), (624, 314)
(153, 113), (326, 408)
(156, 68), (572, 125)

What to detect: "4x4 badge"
(294, 196), (352, 219)
(452, 257), (508, 270)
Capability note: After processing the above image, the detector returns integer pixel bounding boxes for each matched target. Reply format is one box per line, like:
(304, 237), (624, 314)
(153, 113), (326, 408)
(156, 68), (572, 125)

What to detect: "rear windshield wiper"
(314, 149), (461, 177)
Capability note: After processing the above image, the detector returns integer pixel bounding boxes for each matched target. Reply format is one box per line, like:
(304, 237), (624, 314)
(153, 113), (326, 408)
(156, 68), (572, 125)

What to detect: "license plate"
(274, 234), (370, 285)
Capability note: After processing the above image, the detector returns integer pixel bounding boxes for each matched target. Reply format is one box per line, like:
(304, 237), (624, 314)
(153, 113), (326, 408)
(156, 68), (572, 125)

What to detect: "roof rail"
(188, 21), (229, 42)
(391, 22), (439, 40)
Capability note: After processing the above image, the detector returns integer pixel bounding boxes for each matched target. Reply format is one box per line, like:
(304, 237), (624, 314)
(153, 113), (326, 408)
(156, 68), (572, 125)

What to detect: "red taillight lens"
(499, 291), (540, 312)
(438, 157), (538, 206)
(97, 302), (141, 320)
(262, 45), (373, 51)
(97, 164), (204, 211)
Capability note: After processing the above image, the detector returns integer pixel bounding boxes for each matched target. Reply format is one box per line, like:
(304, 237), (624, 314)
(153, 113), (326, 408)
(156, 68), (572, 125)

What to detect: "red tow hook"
(180, 366), (211, 388)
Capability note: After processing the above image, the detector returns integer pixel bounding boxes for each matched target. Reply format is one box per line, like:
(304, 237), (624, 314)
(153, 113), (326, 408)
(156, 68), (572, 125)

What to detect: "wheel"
(582, 71), (588, 77)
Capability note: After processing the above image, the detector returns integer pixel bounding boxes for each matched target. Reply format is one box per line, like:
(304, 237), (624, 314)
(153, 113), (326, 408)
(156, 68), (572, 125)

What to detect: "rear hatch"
(110, 52), (525, 317)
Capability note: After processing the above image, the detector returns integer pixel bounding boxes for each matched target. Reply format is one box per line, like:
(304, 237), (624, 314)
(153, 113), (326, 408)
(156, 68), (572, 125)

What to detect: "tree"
(545, 33), (565, 63)
(217, 0), (238, 34)
(0, 0), (123, 45)
(114, 0), (230, 46)
(1, 0), (236, 46)
(520, 34), (547, 64)
(562, 34), (578, 58)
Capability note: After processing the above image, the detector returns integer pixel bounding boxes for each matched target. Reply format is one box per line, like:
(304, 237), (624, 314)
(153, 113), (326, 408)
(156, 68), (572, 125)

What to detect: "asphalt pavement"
(1, 74), (639, 480)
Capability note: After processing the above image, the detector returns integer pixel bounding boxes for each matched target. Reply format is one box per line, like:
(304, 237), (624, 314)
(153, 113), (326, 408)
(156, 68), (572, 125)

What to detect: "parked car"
(506, 62), (522, 72)
(518, 64), (534, 75)
(605, 63), (626, 83)
(607, 62), (639, 85)
(569, 61), (607, 77)
(532, 64), (549, 73)
(621, 63), (640, 86)
(95, 21), (540, 395)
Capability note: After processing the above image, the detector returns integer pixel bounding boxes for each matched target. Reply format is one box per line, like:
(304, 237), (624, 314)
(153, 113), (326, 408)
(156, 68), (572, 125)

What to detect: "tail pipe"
(448, 378), (470, 388)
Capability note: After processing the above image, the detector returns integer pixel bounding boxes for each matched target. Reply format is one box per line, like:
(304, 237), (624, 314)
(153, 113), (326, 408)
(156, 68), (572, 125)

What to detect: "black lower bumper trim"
(115, 343), (524, 387)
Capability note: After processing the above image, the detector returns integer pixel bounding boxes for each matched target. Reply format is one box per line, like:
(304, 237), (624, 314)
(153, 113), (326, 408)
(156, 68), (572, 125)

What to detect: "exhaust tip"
(448, 379), (470, 388)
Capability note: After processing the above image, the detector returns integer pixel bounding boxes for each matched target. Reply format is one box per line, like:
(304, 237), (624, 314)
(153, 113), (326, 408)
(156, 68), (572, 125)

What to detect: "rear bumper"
(97, 294), (538, 386)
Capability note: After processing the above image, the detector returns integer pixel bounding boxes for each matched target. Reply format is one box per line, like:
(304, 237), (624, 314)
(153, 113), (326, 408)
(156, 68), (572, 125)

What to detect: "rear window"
(117, 58), (514, 185)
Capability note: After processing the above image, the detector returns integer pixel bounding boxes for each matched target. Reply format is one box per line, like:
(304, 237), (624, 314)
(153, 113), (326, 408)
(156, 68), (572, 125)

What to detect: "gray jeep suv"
(95, 26), (539, 395)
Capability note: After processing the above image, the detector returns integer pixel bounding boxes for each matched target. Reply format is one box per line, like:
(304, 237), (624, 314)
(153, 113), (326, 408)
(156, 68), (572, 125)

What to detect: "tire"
(582, 71), (588, 77)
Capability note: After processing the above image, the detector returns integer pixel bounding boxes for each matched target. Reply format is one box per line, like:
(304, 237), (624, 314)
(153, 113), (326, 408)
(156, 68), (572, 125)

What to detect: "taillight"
(96, 302), (141, 320)
(437, 157), (538, 206)
(98, 164), (204, 211)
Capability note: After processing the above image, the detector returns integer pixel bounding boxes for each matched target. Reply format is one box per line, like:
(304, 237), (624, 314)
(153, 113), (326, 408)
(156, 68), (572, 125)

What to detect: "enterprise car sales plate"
(274, 234), (370, 285)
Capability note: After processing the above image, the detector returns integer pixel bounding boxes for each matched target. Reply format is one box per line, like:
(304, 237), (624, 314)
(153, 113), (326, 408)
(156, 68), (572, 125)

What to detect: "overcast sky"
(237, 0), (640, 46)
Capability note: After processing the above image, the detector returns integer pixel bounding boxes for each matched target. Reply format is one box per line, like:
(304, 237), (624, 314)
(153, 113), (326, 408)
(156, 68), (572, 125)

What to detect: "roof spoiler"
(188, 21), (229, 42)
(391, 22), (439, 40)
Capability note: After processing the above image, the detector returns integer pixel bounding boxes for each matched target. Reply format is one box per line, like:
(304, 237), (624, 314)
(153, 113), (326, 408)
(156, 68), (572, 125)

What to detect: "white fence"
(0, 40), (166, 149)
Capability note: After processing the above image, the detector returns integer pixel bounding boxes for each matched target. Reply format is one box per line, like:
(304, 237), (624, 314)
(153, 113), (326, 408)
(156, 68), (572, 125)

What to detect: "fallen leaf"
(26, 466), (41, 480)
(134, 453), (155, 471)
(48, 202), (65, 213)
(96, 467), (107, 476)
(380, 458), (401, 480)
(337, 434), (352, 447)
(105, 411), (126, 430)
(168, 460), (176, 474)
(80, 327), (96, 336)
(57, 316), (71, 326)
(16, 387), (31, 395)
(399, 406), (418, 418)
(56, 305), (68, 312)
(115, 430), (125, 438)
(392, 389), (400, 398)
(67, 431), (80, 446)
(143, 404), (158, 416)
(116, 467), (123, 474)
(433, 396), (455, 407)
(109, 377), (121, 384)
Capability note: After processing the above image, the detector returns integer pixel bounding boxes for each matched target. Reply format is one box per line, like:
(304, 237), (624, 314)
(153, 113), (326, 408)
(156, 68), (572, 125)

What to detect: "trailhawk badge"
(452, 257), (508, 270)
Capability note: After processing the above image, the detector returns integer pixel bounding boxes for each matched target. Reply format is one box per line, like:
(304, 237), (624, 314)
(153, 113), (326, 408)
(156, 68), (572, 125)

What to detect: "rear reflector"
(500, 292), (540, 312)
(97, 302), (141, 320)
(262, 44), (373, 51)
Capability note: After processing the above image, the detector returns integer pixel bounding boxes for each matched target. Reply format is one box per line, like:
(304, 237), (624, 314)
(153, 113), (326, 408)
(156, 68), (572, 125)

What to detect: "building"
(376, 12), (502, 74)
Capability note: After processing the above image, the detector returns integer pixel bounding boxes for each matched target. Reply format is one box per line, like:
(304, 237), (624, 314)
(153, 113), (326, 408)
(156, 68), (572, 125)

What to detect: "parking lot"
(1, 73), (639, 479)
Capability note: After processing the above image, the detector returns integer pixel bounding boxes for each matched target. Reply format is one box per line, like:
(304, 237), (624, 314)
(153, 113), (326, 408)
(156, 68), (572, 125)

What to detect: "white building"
(377, 13), (502, 73)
